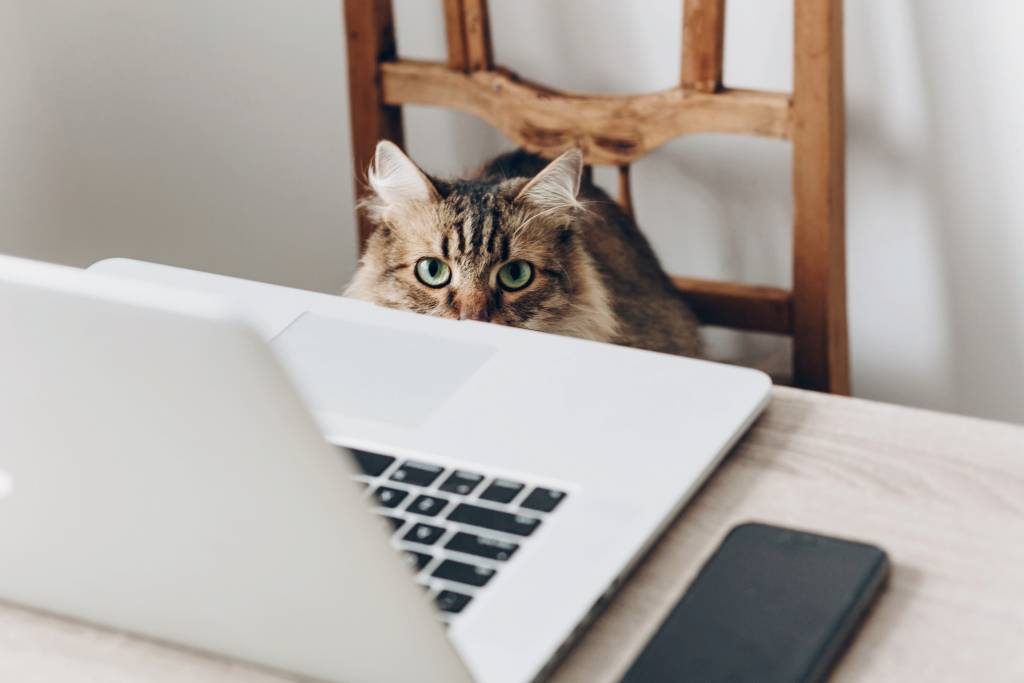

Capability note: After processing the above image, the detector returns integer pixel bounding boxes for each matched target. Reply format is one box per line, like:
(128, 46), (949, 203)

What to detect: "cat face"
(347, 142), (616, 341)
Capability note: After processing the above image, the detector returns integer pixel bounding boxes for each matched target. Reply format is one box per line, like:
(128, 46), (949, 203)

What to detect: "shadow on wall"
(843, 0), (959, 411)
(842, 1), (1024, 421)
(903, 0), (1024, 422)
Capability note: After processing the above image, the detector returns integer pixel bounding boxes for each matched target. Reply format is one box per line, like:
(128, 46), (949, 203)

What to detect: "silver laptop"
(0, 255), (770, 683)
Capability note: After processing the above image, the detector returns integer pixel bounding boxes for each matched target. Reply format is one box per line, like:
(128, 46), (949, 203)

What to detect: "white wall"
(3, 1), (1022, 423)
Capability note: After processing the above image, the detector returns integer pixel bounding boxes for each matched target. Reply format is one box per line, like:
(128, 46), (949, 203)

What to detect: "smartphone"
(620, 522), (889, 683)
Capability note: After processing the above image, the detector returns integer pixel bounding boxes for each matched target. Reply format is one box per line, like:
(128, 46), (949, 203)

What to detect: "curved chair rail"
(381, 60), (792, 166)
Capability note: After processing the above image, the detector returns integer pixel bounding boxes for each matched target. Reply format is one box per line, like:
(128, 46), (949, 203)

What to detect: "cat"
(345, 140), (702, 357)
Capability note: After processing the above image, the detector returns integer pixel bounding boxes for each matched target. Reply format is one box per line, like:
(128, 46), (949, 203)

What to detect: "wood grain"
(444, 0), (492, 72)
(342, 0), (404, 252)
(672, 276), (793, 334)
(461, 0), (493, 72)
(791, 0), (849, 393)
(380, 60), (791, 166)
(2, 389), (1022, 681)
(682, 0), (726, 92)
(442, 0), (469, 71)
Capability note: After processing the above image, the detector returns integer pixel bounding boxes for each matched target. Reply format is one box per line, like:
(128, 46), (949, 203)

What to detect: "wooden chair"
(343, 0), (849, 394)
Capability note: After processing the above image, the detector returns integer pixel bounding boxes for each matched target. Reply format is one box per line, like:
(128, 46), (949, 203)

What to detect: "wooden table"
(3, 387), (1023, 682)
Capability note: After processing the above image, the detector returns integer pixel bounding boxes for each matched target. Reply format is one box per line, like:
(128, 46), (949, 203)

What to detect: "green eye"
(415, 258), (451, 288)
(497, 260), (534, 291)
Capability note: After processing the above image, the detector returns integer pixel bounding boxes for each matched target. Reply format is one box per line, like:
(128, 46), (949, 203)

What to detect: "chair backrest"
(343, 0), (849, 394)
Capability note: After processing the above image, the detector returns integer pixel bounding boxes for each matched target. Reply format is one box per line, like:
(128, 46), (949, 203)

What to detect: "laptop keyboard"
(341, 448), (568, 620)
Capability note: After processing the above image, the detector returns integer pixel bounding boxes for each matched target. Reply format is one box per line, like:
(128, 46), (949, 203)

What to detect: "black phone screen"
(620, 522), (889, 683)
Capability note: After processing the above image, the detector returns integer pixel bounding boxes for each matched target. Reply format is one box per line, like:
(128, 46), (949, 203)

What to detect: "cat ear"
(367, 140), (439, 207)
(516, 149), (583, 211)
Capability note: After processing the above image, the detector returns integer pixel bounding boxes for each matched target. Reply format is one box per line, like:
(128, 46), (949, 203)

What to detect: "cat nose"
(456, 292), (491, 325)
(459, 306), (490, 322)
(456, 295), (491, 322)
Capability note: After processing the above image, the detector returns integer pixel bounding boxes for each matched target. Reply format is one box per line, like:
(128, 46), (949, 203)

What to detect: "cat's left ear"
(516, 149), (583, 211)
(367, 140), (439, 208)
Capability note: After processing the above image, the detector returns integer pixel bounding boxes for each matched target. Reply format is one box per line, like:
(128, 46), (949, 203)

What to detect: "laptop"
(0, 255), (770, 683)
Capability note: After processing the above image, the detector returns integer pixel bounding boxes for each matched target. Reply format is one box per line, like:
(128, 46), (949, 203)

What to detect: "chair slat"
(443, 0), (469, 71)
(671, 276), (793, 334)
(462, 0), (493, 71)
(617, 165), (634, 216)
(682, 0), (726, 92)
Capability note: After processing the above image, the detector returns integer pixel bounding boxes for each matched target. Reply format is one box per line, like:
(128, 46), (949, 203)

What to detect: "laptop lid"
(85, 257), (772, 683)
(0, 255), (472, 683)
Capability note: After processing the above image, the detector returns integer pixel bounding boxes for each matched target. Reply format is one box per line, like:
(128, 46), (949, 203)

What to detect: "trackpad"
(271, 312), (496, 427)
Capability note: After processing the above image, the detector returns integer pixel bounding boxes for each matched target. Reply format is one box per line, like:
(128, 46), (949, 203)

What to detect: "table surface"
(2, 386), (1023, 682)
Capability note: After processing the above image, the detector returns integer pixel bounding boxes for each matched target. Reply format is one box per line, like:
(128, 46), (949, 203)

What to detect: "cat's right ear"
(367, 140), (439, 209)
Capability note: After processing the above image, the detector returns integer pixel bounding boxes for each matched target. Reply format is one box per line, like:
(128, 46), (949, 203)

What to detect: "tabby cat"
(345, 141), (702, 357)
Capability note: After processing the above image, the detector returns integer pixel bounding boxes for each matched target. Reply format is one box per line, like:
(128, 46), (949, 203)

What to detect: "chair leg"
(792, 0), (849, 394)
(344, 0), (404, 252)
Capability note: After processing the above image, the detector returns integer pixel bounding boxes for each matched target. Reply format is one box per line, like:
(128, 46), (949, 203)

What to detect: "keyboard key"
(372, 486), (409, 509)
(378, 514), (404, 531)
(432, 559), (495, 587)
(349, 449), (395, 477)
(479, 479), (525, 504)
(402, 550), (433, 572)
(439, 470), (485, 496)
(445, 532), (518, 561)
(403, 522), (445, 545)
(390, 461), (444, 487)
(408, 494), (449, 517)
(520, 487), (567, 513)
(448, 503), (541, 537)
(435, 590), (472, 614)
